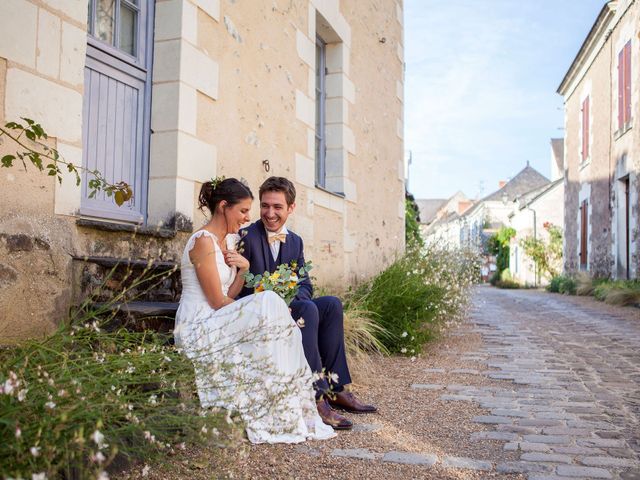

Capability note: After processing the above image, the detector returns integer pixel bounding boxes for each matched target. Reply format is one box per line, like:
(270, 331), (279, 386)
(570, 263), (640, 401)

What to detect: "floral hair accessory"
(209, 175), (226, 190)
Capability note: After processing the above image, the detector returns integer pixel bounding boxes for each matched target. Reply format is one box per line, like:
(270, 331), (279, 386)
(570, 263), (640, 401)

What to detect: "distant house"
(508, 178), (565, 286)
(419, 191), (472, 248)
(459, 164), (550, 251)
(558, 0), (638, 279)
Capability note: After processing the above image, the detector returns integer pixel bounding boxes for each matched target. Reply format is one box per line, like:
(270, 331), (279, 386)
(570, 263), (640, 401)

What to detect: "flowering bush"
(244, 261), (312, 305)
(0, 322), (227, 480)
(520, 222), (563, 279)
(347, 242), (480, 355)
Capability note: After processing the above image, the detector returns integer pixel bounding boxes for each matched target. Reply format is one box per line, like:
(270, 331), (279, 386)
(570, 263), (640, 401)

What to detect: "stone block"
(496, 461), (553, 474)
(151, 82), (197, 134)
(0, 0), (37, 68)
(579, 456), (639, 468)
(492, 409), (529, 418)
(295, 153), (315, 189)
(504, 442), (551, 453)
(147, 177), (195, 225)
(473, 415), (513, 425)
(519, 419), (563, 427)
(577, 438), (627, 448)
(155, 0), (198, 44)
(331, 448), (379, 460)
(325, 97), (348, 124)
(37, 9), (61, 78)
(41, 0), (87, 24)
(382, 451), (437, 466)
(6, 69), (83, 143)
(54, 142), (82, 215)
(556, 465), (612, 478)
(521, 452), (572, 463)
(150, 131), (216, 181)
(60, 21), (86, 87)
(442, 456), (492, 471)
(411, 384), (444, 390)
(295, 90), (314, 128)
(296, 29), (314, 68)
(470, 431), (518, 441)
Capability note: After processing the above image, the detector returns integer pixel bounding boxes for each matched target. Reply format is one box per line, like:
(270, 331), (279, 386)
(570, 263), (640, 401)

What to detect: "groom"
(239, 176), (376, 430)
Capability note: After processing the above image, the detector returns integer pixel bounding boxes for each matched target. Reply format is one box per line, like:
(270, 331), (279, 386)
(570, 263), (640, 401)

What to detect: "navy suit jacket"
(238, 221), (313, 301)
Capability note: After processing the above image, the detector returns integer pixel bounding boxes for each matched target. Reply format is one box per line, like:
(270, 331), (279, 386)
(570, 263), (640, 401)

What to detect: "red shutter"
(624, 41), (632, 125)
(582, 97), (589, 161)
(618, 49), (624, 130)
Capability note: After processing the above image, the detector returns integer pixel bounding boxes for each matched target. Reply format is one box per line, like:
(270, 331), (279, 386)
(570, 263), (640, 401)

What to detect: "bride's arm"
(224, 250), (249, 298)
(190, 235), (234, 309)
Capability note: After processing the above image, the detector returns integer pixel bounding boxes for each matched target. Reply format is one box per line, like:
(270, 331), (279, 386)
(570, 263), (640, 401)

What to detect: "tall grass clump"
(0, 263), (260, 480)
(348, 243), (480, 355)
(0, 320), (228, 480)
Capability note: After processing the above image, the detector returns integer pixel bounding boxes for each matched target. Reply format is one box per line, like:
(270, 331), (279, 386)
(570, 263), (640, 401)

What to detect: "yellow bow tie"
(267, 232), (287, 244)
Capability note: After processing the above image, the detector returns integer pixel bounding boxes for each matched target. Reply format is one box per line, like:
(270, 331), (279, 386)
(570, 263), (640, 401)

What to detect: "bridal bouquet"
(244, 261), (312, 305)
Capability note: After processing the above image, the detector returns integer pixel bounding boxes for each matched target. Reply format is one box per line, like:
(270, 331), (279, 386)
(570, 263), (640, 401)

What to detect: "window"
(618, 40), (632, 132)
(315, 35), (327, 188)
(88, 0), (140, 58)
(580, 199), (588, 268)
(581, 96), (589, 162)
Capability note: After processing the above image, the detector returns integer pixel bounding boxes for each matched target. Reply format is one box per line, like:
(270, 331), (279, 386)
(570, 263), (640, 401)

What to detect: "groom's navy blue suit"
(239, 221), (352, 396)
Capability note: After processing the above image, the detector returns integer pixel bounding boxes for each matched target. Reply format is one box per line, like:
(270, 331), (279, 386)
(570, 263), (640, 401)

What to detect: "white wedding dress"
(174, 230), (335, 444)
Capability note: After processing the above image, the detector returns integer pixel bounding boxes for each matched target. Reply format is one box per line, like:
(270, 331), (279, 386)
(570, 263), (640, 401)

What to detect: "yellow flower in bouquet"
(244, 261), (312, 305)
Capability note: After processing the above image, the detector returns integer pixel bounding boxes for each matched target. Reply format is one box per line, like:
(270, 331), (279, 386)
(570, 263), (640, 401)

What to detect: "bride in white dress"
(174, 178), (335, 444)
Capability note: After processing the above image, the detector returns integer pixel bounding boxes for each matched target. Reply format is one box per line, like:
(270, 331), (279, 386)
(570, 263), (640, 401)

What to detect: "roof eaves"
(557, 2), (617, 95)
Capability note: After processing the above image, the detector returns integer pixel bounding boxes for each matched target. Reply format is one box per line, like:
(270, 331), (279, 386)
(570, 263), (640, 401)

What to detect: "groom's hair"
(259, 177), (296, 205)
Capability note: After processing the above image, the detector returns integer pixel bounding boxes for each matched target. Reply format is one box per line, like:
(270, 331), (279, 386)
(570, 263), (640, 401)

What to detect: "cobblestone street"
(138, 286), (640, 479)
(445, 286), (640, 479)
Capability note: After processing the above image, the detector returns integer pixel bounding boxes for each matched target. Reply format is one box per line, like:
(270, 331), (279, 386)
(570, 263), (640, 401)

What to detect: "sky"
(405, 0), (606, 200)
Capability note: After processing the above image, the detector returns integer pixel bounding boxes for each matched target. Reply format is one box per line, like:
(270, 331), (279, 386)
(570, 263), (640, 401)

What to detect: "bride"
(174, 177), (335, 444)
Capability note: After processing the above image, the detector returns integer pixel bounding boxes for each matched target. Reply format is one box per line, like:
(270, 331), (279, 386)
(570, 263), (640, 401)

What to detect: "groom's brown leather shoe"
(328, 391), (377, 414)
(316, 398), (353, 430)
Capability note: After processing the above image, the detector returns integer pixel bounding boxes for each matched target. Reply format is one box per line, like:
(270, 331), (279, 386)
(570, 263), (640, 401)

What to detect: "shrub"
(0, 322), (228, 480)
(547, 275), (576, 295)
(495, 279), (520, 289)
(349, 243), (480, 355)
(489, 271), (501, 286)
(604, 282), (640, 306)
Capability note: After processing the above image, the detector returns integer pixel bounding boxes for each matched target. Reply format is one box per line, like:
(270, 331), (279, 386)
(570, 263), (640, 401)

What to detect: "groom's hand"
(222, 249), (250, 272)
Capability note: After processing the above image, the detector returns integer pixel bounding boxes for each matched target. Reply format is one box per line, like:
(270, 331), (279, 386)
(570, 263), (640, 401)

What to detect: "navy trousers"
(289, 296), (352, 397)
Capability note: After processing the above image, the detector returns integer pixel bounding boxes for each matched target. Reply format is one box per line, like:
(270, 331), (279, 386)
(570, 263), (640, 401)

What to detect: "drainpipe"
(526, 204), (538, 286)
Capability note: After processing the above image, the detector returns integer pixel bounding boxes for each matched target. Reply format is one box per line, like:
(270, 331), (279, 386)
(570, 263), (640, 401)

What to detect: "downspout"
(526, 204), (538, 286)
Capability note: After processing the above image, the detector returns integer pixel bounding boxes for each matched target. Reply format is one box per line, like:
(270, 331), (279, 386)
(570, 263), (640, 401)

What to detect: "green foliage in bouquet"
(244, 261), (313, 305)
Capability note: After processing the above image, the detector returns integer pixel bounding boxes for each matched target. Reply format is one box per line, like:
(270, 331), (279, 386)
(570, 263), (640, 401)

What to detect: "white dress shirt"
(267, 225), (288, 262)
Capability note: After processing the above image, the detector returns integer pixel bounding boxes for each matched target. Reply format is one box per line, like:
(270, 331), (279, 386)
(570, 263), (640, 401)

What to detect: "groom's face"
(260, 191), (295, 232)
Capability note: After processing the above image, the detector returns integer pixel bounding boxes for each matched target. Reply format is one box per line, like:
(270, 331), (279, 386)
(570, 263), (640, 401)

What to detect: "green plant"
(547, 275), (576, 295)
(405, 193), (424, 248)
(603, 281), (640, 306)
(520, 223), (563, 280)
(348, 243), (480, 355)
(495, 279), (520, 289)
(487, 227), (516, 273)
(0, 118), (132, 205)
(244, 261), (312, 305)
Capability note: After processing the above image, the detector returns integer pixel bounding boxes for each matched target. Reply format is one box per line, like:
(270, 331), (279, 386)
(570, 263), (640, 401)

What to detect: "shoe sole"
(329, 404), (377, 414)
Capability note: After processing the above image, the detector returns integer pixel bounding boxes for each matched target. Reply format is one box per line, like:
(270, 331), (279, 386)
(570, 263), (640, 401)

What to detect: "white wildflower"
(200, 426), (208, 434)
(15, 426), (21, 438)
(400, 348), (407, 354)
(45, 401), (56, 409)
(148, 394), (158, 405)
(32, 473), (47, 480)
(401, 331), (408, 338)
(163, 356), (172, 362)
(91, 430), (106, 449)
(17, 389), (28, 401)
(91, 451), (106, 464)
(97, 471), (109, 480)
(328, 372), (339, 384)
(30, 446), (41, 457)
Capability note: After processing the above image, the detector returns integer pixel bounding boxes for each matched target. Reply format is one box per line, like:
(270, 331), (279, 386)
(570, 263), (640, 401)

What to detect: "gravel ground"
(117, 314), (526, 480)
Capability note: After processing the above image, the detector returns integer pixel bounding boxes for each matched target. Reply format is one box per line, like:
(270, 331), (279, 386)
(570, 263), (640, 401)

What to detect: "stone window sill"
(76, 218), (185, 239)
(615, 122), (633, 140)
(315, 184), (345, 199)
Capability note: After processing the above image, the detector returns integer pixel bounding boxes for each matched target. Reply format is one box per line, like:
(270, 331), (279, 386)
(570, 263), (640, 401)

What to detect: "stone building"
(0, 0), (405, 342)
(558, 0), (639, 279)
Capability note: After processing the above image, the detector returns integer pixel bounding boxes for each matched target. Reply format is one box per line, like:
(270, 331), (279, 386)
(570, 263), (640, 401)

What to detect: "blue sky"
(405, 0), (605, 200)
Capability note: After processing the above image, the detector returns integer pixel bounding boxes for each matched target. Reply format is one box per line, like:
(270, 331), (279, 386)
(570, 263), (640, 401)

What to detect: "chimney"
(499, 180), (507, 189)
(458, 200), (472, 214)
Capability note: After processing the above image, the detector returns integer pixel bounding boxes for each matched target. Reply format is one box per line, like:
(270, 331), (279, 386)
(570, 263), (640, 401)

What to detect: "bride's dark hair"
(198, 177), (253, 214)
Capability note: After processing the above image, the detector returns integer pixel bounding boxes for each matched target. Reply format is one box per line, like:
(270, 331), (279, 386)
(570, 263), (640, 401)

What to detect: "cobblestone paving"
(325, 287), (640, 479)
(446, 286), (640, 479)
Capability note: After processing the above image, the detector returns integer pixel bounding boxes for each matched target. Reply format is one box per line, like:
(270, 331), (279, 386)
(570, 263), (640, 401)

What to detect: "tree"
(520, 222), (563, 279)
(405, 191), (424, 247)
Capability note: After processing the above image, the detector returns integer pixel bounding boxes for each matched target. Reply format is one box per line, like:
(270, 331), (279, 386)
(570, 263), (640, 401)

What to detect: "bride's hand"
(223, 249), (249, 272)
